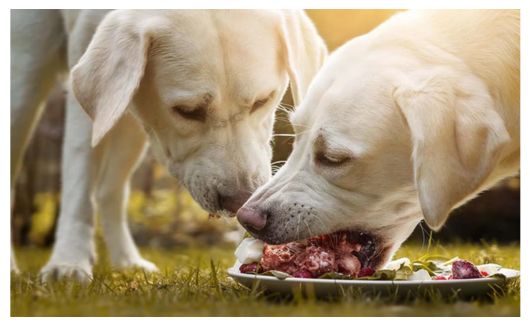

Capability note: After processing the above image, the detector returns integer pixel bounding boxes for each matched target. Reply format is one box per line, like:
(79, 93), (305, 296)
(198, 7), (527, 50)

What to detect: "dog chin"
(195, 197), (218, 214)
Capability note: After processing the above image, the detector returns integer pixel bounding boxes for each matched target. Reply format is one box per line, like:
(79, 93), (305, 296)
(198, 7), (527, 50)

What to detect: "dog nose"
(237, 206), (267, 231)
(218, 193), (251, 214)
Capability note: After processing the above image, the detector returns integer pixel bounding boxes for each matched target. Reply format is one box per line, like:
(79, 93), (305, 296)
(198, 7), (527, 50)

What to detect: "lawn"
(11, 241), (520, 316)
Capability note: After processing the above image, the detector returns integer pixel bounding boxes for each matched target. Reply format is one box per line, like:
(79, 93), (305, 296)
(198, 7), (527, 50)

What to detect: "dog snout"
(237, 206), (267, 231)
(218, 192), (252, 214)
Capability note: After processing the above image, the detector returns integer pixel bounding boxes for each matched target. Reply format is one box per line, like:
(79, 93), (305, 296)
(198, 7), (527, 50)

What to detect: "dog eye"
(250, 98), (269, 113)
(250, 91), (275, 113)
(315, 152), (352, 167)
(172, 105), (206, 122)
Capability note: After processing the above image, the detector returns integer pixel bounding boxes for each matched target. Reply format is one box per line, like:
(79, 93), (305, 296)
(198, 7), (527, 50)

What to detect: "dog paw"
(11, 266), (20, 275)
(115, 258), (159, 273)
(11, 261), (20, 274)
(11, 251), (20, 274)
(39, 263), (93, 283)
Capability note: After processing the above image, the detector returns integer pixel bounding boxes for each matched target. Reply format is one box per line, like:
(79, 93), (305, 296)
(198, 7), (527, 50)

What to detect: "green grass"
(11, 241), (520, 316)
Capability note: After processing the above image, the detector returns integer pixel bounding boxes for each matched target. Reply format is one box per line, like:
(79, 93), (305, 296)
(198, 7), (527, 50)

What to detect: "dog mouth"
(244, 229), (390, 278)
(304, 230), (384, 269)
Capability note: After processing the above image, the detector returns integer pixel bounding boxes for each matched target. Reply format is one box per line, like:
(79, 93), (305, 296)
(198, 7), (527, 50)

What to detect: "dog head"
(72, 10), (326, 215)
(237, 35), (509, 268)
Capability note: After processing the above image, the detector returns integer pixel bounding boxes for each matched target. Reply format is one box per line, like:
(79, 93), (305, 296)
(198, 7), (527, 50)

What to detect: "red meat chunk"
(292, 270), (313, 278)
(259, 242), (301, 274)
(337, 254), (362, 276)
(239, 262), (259, 274)
(240, 231), (364, 278)
(433, 274), (448, 280)
(294, 246), (336, 277)
(452, 260), (483, 279)
(357, 267), (375, 277)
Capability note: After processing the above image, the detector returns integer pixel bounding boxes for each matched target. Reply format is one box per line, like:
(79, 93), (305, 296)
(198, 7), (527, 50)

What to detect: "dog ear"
(280, 10), (327, 106)
(71, 11), (154, 146)
(393, 68), (510, 230)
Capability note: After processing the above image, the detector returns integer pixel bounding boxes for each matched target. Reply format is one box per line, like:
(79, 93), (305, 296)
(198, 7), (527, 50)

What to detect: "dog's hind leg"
(93, 114), (157, 272)
(11, 9), (67, 273)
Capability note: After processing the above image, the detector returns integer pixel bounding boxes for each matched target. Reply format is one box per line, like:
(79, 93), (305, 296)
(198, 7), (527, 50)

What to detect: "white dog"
(11, 9), (326, 281)
(237, 10), (519, 269)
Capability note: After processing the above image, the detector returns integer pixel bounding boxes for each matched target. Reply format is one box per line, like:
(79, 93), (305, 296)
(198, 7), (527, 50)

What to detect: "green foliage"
(11, 242), (519, 316)
(261, 270), (291, 280)
(28, 193), (59, 245)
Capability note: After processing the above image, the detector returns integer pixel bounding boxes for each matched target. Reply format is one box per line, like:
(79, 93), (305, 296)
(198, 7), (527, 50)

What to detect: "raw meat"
(451, 260), (483, 279)
(239, 231), (368, 278)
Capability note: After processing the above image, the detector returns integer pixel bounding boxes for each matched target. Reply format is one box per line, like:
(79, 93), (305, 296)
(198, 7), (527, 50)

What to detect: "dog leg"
(93, 114), (157, 272)
(39, 10), (117, 283)
(11, 9), (67, 275)
(11, 247), (19, 274)
(39, 92), (98, 283)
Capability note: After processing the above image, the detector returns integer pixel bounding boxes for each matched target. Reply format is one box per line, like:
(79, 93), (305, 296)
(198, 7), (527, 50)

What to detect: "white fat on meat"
(235, 238), (265, 264)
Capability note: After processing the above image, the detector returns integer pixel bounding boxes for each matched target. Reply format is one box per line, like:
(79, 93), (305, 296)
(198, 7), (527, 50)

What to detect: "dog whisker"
(271, 134), (295, 138)
(312, 214), (328, 234)
(296, 214), (302, 241)
(303, 219), (313, 237)
(271, 160), (287, 165)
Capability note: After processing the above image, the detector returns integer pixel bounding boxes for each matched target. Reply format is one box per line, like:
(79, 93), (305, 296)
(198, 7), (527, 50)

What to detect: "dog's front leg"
(40, 93), (97, 283)
(93, 114), (157, 272)
(11, 247), (19, 273)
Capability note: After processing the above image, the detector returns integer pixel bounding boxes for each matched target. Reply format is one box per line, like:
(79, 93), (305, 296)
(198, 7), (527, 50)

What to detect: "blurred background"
(11, 10), (520, 249)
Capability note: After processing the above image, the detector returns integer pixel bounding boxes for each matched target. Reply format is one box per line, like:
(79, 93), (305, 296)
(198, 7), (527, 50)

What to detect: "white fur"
(239, 10), (519, 267)
(10, 9), (326, 281)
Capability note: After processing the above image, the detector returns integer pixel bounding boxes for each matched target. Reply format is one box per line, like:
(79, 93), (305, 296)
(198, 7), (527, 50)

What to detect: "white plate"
(228, 264), (519, 297)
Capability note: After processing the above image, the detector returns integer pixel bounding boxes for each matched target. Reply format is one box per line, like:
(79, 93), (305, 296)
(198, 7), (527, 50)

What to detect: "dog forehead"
(291, 83), (371, 132)
(149, 11), (284, 101)
(290, 85), (398, 158)
(156, 10), (281, 65)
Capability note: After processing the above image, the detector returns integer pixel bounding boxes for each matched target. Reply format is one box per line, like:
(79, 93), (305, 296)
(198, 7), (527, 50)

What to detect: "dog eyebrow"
(313, 131), (346, 152)
(243, 89), (274, 106)
(313, 133), (327, 151)
(170, 91), (214, 108)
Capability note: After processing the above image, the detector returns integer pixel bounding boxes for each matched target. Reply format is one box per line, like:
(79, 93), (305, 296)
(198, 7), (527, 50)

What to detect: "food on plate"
(451, 260), (483, 279)
(235, 237), (264, 264)
(239, 262), (260, 274)
(235, 236), (507, 281)
(237, 231), (373, 278)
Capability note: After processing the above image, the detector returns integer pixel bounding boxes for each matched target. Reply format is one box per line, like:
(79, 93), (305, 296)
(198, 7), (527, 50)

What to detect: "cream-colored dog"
(11, 9), (326, 281)
(237, 10), (519, 269)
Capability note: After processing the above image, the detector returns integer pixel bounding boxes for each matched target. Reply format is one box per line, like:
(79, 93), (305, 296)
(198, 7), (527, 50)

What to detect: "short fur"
(11, 9), (326, 281)
(237, 10), (519, 268)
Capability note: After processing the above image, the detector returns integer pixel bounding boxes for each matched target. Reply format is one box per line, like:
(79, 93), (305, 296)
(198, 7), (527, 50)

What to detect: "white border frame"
(2, 1), (527, 323)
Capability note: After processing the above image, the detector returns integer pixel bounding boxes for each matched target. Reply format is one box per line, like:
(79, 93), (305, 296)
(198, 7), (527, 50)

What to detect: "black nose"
(236, 206), (267, 231)
(218, 192), (252, 214)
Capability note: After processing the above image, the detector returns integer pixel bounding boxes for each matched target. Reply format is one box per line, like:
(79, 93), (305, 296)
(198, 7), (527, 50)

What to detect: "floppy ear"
(393, 68), (510, 230)
(280, 10), (327, 106)
(71, 11), (153, 146)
